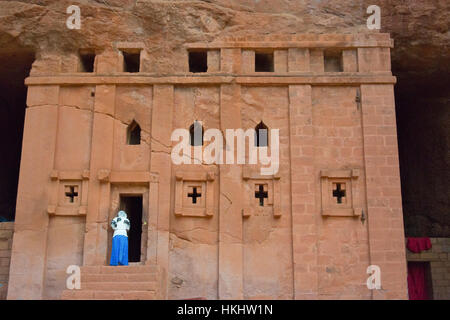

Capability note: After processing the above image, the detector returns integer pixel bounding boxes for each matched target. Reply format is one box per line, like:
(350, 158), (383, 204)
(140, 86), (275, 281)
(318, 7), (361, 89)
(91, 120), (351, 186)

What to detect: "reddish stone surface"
(2, 0), (446, 300)
(3, 32), (408, 300)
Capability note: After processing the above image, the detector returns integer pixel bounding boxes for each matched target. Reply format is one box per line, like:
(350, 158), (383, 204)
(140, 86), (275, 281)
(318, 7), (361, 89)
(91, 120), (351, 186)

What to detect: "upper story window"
(121, 49), (141, 73)
(255, 52), (274, 72)
(127, 120), (141, 145)
(189, 121), (204, 146)
(189, 50), (208, 73)
(324, 49), (343, 72)
(79, 50), (95, 72)
(255, 121), (269, 147)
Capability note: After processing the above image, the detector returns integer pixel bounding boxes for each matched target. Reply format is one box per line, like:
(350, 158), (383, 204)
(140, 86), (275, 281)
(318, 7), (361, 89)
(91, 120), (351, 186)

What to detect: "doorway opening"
(407, 261), (433, 300)
(119, 195), (143, 263)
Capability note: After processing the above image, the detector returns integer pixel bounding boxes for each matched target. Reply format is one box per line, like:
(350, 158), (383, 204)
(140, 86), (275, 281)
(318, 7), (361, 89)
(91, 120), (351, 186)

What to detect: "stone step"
(61, 290), (157, 300)
(81, 265), (159, 274)
(81, 281), (157, 291)
(81, 273), (157, 283)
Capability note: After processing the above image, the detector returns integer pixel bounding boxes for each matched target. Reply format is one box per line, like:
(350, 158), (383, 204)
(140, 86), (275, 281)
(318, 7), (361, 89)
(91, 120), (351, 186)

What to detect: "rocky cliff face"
(0, 1), (448, 75)
(0, 0), (448, 235)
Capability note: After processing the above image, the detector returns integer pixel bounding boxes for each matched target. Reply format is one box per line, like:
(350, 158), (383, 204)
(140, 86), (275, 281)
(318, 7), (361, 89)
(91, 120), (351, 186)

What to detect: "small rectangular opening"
(255, 52), (274, 72)
(120, 195), (143, 263)
(122, 51), (141, 73)
(79, 51), (95, 72)
(324, 49), (343, 72)
(189, 51), (208, 73)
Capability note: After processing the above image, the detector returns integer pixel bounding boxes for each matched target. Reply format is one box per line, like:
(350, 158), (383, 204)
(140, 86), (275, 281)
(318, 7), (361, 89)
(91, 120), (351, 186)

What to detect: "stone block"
(288, 48), (310, 72)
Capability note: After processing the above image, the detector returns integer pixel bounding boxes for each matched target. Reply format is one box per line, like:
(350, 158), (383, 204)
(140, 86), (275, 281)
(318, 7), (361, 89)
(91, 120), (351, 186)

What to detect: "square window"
(320, 169), (360, 217)
(122, 51), (141, 73)
(64, 185), (79, 204)
(189, 51), (208, 73)
(175, 171), (216, 217)
(182, 182), (205, 208)
(255, 52), (274, 72)
(79, 51), (95, 72)
(324, 50), (343, 72)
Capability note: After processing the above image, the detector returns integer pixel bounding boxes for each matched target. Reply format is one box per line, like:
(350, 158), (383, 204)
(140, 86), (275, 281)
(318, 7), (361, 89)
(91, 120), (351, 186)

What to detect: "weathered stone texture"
(2, 0), (447, 300)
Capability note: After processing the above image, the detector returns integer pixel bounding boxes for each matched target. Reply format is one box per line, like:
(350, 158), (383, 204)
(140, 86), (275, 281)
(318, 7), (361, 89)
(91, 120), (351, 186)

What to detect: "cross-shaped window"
(188, 187), (202, 204)
(65, 186), (79, 203)
(332, 183), (346, 204)
(255, 184), (268, 207)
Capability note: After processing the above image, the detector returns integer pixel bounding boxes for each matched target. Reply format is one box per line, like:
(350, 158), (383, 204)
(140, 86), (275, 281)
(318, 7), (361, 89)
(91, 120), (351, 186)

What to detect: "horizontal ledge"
(185, 40), (394, 49)
(25, 74), (396, 85)
(174, 208), (213, 218)
(320, 169), (360, 178)
(321, 208), (360, 217)
(109, 171), (159, 184)
(25, 75), (234, 85)
(236, 75), (396, 85)
(97, 170), (159, 183)
(50, 170), (90, 180)
(47, 205), (87, 216)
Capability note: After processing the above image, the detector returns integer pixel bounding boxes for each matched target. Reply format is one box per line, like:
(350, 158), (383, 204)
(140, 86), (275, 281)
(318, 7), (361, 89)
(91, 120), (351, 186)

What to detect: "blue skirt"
(110, 235), (128, 266)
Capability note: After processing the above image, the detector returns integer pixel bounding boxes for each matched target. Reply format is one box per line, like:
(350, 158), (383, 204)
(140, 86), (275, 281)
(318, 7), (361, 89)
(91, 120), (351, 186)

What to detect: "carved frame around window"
(320, 169), (361, 217)
(174, 171), (215, 218)
(242, 166), (281, 218)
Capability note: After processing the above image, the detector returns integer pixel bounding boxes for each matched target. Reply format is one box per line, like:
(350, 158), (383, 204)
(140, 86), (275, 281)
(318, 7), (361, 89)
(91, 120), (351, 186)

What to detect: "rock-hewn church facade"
(6, 33), (408, 299)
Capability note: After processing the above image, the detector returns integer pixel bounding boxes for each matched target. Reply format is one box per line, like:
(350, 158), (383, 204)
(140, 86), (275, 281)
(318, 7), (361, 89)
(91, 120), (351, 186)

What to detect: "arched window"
(189, 121), (204, 146)
(127, 120), (141, 145)
(255, 121), (268, 147)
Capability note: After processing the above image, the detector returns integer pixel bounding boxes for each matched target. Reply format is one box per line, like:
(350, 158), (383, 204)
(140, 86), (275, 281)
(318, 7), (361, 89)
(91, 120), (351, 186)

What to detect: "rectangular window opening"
(255, 52), (274, 72)
(79, 51), (95, 72)
(324, 49), (343, 72)
(122, 50), (141, 73)
(119, 195), (143, 263)
(189, 50), (208, 73)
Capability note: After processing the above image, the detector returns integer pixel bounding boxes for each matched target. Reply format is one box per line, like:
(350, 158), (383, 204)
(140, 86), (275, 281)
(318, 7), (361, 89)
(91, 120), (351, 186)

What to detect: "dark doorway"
(407, 261), (433, 300)
(0, 49), (35, 222)
(120, 195), (143, 263)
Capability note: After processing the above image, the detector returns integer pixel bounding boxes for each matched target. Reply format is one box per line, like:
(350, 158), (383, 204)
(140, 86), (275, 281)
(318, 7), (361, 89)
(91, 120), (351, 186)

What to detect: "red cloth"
(406, 237), (432, 253)
(408, 262), (429, 300)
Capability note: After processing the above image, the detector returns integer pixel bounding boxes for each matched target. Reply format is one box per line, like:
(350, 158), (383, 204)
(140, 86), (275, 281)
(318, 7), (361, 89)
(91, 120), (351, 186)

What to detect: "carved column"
(218, 83), (244, 299)
(83, 85), (116, 266)
(7, 85), (59, 299)
(150, 84), (174, 299)
(288, 85), (319, 299)
(361, 84), (408, 299)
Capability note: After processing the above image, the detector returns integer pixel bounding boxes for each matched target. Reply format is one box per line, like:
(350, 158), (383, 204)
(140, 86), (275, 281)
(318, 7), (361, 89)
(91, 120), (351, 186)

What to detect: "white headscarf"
(111, 210), (130, 237)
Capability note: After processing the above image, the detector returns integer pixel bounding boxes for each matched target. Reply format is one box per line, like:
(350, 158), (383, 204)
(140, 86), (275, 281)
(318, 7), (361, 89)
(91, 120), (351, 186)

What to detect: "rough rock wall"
(0, 1), (447, 71)
(0, 0), (448, 236)
(0, 0), (448, 268)
(398, 95), (450, 237)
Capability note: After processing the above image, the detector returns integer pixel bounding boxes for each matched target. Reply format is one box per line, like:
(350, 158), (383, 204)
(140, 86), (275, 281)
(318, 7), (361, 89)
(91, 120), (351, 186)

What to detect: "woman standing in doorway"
(110, 210), (130, 266)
